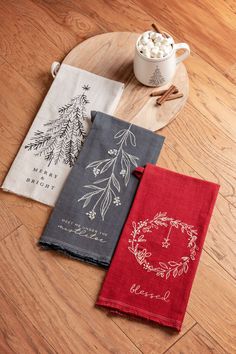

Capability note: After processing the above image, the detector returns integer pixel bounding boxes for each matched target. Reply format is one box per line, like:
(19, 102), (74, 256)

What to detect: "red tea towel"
(96, 164), (219, 330)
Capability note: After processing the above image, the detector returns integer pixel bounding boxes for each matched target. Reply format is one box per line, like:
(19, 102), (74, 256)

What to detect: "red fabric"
(96, 164), (219, 330)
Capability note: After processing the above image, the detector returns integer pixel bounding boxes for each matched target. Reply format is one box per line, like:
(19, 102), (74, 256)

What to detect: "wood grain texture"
(0, 226), (140, 354)
(225, 62), (236, 84)
(187, 251), (236, 353)
(31, 0), (105, 47)
(0, 288), (55, 354)
(0, 2), (62, 94)
(0, 0), (235, 353)
(63, 32), (189, 131)
(165, 324), (225, 354)
(186, 53), (236, 142)
(164, 104), (236, 206)
(134, 0), (236, 77)
(0, 200), (21, 241)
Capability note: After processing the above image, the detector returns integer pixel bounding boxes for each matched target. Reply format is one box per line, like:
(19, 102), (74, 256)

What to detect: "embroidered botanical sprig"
(128, 212), (198, 279)
(25, 85), (90, 167)
(78, 125), (139, 220)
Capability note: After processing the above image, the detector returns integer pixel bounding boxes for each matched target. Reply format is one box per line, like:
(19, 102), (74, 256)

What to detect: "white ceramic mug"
(133, 33), (190, 87)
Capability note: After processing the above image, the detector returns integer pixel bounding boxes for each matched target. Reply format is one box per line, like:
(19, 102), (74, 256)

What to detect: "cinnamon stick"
(162, 32), (169, 38)
(151, 23), (161, 33)
(151, 23), (169, 38)
(156, 92), (183, 104)
(156, 85), (176, 105)
(150, 88), (178, 97)
(165, 93), (184, 101)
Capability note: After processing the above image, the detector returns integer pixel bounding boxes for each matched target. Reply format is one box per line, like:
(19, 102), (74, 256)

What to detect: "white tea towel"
(1, 63), (124, 206)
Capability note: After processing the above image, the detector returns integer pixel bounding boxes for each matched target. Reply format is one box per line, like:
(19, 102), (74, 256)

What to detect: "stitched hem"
(38, 237), (110, 268)
(96, 296), (182, 331)
(1, 186), (55, 206)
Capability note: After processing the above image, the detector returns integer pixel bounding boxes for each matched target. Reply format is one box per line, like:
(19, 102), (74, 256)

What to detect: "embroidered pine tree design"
(25, 85), (90, 167)
(149, 66), (165, 86)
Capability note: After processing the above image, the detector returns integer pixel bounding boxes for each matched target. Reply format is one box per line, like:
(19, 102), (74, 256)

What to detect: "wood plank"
(158, 144), (236, 279)
(31, 0), (105, 48)
(0, 2), (235, 353)
(0, 225), (140, 353)
(0, 2), (62, 94)
(109, 310), (195, 354)
(187, 251), (236, 353)
(0, 288), (55, 354)
(162, 103), (236, 206)
(186, 53), (236, 142)
(68, 0), (151, 32)
(205, 194), (236, 278)
(0, 112), (32, 169)
(133, 0), (236, 76)
(0, 161), (24, 241)
(225, 62), (236, 85)
(0, 60), (47, 168)
(166, 324), (226, 354)
(0, 200), (21, 241)
(0, 161), (7, 184)
(0, 190), (51, 237)
(11, 0), (81, 54)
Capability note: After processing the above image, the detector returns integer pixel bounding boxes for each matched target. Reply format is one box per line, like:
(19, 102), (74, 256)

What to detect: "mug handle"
(174, 43), (190, 65)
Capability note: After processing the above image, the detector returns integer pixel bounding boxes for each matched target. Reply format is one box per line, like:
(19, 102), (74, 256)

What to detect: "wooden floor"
(0, 1), (235, 353)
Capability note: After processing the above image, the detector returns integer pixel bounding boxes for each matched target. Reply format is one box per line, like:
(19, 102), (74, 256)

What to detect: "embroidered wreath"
(128, 212), (198, 280)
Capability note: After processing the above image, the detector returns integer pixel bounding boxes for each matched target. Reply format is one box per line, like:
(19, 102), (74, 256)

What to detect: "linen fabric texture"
(39, 112), (165, 267)
(1, 64), (124, 206)
(96, 164), (220, 330)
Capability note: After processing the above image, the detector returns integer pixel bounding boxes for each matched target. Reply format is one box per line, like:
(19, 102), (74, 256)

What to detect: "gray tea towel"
(1, 63), (124, 206)
(39, 111), (165, 267)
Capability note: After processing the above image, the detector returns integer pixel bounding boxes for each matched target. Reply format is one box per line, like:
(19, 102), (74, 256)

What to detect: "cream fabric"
(1, 63), (124, 206)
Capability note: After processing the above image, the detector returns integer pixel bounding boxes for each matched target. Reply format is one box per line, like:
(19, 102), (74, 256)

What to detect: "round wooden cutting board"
(63, 32), (189, 131)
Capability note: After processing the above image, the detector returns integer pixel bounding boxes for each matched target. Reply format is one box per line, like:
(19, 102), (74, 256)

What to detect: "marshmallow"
(140, 37), (149, 45)
(150, 31), (159, 40)
(140, 32), (150, 45)
(156, 50), (164, 58)
(154, 41), (161, 49)
(159, 44), (165, 51)
(141, 47), (150, 58)
(137, 31), (174, 59)
(143, 31), (151, 37)
(150, 47), (159, 58)
(154, 34), (162, 43)
(137, 44), (144, 52)
(146, 40), (154, 50)
(161, 38), (169, 46)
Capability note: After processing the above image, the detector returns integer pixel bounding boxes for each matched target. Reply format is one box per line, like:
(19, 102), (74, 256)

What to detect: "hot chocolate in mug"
(133, 31), (190, 87)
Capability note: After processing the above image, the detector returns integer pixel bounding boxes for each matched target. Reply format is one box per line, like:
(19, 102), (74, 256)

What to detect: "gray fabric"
(39, 111), (165, 267)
